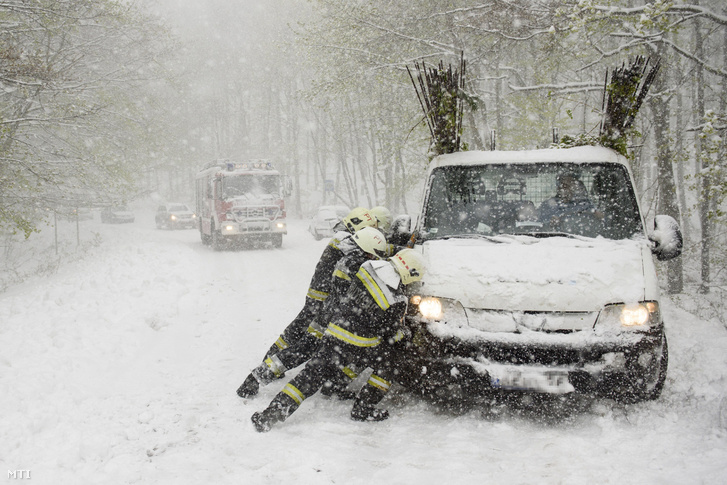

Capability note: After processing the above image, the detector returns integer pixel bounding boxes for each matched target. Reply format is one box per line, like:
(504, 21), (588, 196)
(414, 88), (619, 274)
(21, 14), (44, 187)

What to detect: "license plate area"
(243, 220), (269, 231)
(488, 365), (574, 394)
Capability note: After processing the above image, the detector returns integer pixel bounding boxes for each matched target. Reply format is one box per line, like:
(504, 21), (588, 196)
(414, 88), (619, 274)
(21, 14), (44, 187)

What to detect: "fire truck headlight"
(224, 225), (234, 232)
(276, 222), (285, 229)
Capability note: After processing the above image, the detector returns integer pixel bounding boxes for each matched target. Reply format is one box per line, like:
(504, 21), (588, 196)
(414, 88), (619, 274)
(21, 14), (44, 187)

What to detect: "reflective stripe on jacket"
(356, 265), (395, 311)
(325, 323), (382, 347)
(305, 232), (357, 301)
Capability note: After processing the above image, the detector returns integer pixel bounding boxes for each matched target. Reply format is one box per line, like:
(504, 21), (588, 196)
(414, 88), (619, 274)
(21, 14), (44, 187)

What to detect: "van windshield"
(421, 162), (643, 241)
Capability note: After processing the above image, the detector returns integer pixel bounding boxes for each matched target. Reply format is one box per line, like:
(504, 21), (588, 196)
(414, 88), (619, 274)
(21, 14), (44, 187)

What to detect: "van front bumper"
(405, 318), (665, 399)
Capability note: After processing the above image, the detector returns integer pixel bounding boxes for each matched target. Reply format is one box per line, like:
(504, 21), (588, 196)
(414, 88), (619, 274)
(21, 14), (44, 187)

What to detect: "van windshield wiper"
(509, 231), (600, 242)
(424, 233), (505, 243)
(511, 231), (575, 238)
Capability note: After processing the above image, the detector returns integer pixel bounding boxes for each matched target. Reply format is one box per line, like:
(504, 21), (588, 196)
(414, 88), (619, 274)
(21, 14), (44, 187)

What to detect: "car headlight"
(170, 214), (177, 221)
(408, 295), (467, 324)
(594, 302), (661, 334)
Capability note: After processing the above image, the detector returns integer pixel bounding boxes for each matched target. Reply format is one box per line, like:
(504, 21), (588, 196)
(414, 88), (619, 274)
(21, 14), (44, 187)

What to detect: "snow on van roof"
(429, 146), (626, 170)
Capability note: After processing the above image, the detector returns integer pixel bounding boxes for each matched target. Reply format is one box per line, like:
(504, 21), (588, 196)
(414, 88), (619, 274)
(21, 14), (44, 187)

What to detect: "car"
(101, 205), (135, 224)
(155, 203), (197, 230)
(308, 205), (350, 240)
(402, 146), (683, 406)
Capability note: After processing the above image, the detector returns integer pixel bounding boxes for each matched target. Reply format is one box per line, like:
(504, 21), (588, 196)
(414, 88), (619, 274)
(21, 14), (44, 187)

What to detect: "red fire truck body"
(195, 159), (287, 249)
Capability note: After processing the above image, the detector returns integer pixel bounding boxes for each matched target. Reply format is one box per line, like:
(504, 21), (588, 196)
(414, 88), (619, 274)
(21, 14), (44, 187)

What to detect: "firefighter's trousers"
(263, 336), (397, 423)
(264, 298), (323, 359)
(259, 320), (356, 392)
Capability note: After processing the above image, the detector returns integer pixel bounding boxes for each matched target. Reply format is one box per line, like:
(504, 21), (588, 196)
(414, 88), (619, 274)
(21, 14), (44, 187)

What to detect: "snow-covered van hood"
(418, 236), (652, 312)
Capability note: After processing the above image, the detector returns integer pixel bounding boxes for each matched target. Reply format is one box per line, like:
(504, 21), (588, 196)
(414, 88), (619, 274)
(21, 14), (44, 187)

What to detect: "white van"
(403, 146), (682, 404)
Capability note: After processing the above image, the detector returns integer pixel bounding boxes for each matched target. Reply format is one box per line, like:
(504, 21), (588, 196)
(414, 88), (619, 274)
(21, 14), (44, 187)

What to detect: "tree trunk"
(651, 46), (683, 294)
(393, 146), (408, 215)
(694, 8), (710, 294)
(287, 81), (302, 218)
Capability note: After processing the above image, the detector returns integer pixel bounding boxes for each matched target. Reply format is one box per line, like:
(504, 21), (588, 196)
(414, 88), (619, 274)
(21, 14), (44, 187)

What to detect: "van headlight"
(409, 296), (467, 324)
(594, 302), (661, 334)
(419, 297), (443, 319)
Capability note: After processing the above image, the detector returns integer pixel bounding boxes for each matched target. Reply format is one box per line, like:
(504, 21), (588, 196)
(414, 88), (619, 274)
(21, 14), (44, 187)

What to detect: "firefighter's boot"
(251, 407), (283, 433)
(350, 384), (389, 422)
(251, 395), (298, 433)
(236, 373), (260, 398)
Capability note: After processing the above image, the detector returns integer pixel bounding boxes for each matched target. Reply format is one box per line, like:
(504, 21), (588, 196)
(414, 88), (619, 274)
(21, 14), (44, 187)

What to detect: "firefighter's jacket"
(307, 250), (369, 339)
(325, 259), (408, 348)
(305, 230), (358, 305)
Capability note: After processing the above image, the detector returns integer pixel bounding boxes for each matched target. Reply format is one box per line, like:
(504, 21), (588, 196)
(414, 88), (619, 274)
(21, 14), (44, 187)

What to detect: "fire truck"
(195, 159), (287, 250)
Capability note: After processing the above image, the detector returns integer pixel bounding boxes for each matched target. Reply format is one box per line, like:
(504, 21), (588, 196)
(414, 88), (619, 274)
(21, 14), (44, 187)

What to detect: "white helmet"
(370, 206), (392, 233)
(352, 227), (387, 258)
(342, 207), (377, 233)
(390, 248), (426, 285)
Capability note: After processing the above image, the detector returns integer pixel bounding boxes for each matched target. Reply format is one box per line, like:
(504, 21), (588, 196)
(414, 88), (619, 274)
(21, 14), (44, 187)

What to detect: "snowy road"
(1, 211), (726, 484)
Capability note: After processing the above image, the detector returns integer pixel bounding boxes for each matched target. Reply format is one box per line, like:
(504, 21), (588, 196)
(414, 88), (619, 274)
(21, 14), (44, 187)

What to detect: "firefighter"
(250, 248), (426, 432)
(236, 207), (378, 398)
(307, 226), (391, 398)
(237, 226), (389, 398)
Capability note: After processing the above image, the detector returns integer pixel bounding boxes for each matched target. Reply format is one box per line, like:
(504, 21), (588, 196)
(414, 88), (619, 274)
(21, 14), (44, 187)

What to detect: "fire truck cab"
(195, 159), (287, 250)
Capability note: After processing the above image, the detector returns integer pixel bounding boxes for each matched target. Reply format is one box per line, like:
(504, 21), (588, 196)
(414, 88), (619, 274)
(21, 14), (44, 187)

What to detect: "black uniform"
(251, 248), (374, 395)
(236, 229), (359, 398)
(267, 230), (358, 354)
(251, 259), (408, 431)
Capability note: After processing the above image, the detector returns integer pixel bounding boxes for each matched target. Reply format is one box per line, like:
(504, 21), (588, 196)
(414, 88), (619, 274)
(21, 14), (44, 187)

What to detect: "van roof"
(429, 146), (627, 170)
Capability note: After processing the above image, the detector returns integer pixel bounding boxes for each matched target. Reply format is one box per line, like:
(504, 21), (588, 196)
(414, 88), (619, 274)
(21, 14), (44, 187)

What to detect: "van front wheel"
(613, 333), (668, 404)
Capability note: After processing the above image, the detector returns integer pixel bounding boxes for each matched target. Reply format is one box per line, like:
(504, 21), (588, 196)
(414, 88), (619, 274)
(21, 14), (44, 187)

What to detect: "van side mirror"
(649, 215), (683, 261)
(389, 214), (412, 246)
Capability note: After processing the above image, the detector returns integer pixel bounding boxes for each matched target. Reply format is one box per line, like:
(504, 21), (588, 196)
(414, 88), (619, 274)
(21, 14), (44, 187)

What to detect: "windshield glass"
(222, 174), (280, 199)
(421, 162), (642, 241)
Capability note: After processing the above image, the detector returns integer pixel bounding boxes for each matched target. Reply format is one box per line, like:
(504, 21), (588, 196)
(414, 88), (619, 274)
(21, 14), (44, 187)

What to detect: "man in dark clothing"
(251, 248), (426, 432)
(538, 171), (602, 232)
(303, 227), (391, 397)
(238, 226), (389, 398)
(236, 207), (378, 399)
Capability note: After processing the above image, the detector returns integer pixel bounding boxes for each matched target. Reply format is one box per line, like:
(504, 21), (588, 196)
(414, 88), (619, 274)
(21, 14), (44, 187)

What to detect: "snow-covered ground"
(1, 209), (726, 485)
